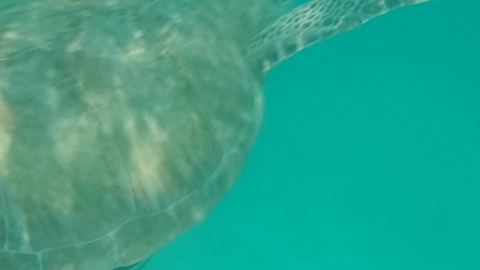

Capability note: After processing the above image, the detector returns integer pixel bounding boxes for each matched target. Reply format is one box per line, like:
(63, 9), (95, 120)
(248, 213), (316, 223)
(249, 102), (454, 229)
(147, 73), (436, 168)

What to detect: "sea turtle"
(0, 0), (428, 269)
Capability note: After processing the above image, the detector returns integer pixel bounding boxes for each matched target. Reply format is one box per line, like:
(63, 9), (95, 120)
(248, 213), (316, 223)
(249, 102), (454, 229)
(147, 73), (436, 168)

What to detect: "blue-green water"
(145, 1), (480, 270)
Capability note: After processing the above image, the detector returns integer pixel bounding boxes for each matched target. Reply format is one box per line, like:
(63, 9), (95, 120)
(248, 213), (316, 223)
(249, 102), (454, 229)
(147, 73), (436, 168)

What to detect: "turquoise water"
(145, 1), (480, 270)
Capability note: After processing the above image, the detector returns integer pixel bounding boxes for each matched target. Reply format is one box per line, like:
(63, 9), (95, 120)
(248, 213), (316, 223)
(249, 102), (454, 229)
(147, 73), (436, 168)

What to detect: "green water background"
(146, 1), (480, 269)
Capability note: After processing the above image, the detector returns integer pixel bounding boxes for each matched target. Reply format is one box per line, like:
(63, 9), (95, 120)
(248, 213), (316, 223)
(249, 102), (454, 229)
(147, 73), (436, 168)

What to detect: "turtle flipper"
(113, 257), (151, 270)
(246, 0), (430, 71)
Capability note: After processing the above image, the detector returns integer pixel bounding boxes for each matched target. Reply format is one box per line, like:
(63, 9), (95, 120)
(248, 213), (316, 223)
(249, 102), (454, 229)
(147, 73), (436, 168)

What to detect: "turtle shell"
(0, 1), (273, 269)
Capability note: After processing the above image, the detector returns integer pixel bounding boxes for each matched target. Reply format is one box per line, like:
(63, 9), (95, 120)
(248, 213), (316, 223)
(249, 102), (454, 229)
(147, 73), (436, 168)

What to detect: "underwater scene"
(0, 0), (478, 270)
(146, 1), (480, 270)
